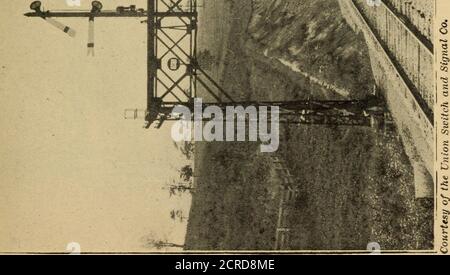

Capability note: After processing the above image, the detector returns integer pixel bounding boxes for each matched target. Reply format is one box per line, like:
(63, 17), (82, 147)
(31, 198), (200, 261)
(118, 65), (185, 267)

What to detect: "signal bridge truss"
(25, 0), (387, 129)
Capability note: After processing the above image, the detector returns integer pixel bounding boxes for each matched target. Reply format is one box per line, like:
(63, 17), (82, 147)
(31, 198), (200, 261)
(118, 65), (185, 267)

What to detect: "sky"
(0, 0), (192, 253)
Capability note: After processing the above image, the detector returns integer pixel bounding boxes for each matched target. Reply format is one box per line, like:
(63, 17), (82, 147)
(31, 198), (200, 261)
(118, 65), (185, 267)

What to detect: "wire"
(50, 9), (118, 12)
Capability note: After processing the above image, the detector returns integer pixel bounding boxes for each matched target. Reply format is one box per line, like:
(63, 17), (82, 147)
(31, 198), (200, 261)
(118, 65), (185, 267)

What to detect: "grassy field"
(280, 125), (433, 250)
(186, 142), (278, 250)
(185, 0), (433, 251)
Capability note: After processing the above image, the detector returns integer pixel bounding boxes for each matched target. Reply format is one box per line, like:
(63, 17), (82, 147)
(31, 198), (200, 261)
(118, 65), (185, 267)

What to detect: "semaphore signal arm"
(25, 0), (387, 130)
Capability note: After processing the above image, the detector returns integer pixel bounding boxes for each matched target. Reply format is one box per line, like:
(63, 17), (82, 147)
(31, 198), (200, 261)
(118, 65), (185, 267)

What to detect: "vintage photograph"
(0, 0), (440, 254)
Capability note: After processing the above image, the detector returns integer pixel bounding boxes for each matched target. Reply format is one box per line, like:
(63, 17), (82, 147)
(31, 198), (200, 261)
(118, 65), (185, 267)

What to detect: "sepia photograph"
(0, 0), (448, 258)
